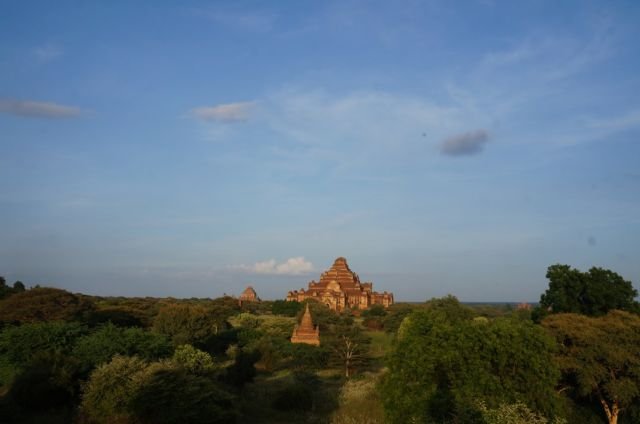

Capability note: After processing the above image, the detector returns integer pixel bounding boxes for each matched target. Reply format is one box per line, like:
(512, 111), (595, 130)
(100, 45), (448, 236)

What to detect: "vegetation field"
(0, 265), (639, 423)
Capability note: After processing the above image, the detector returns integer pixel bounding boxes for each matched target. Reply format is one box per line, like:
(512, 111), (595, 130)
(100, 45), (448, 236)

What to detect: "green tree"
(538, 265), (639, 317)
(381, 297), (561, 423)
(272, 299), (302, 316)
(81, 354), (236, 424)
(285, 343), (330, 371)
(542, 311), (640, 424)
(131, 366), (235, 424)
(153, 304), (229, 345)
(0, 322), (87, 368)
(73, 323), (172, 370)
(172, 344), (215, 375)
(80, 355), (149, 423)
(382, 303), (417, 334)
(0, 287), (95, 324)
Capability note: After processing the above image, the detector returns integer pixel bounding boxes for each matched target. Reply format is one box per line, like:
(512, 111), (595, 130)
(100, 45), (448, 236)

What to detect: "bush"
(172, 344), (215, 375)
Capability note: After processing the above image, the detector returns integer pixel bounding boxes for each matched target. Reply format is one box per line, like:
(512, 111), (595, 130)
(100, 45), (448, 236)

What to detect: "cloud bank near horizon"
(232, 257), (314, 275)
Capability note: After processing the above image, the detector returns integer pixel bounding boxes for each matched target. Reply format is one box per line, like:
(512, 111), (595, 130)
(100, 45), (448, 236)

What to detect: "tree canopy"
(382, 296), (561, 423)
(542, 311), (640, 424)
(0, 287), (95, 324)
(538, 265), (639, 317)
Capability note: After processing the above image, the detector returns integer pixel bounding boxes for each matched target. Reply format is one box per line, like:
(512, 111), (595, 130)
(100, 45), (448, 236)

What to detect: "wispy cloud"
(33, 43), (63, 62)
(190, 101), (255, 122)
(191, 8), (277, 32)
(440, 129), (490, 156)
(232, 257), (314, 275)
(0, 99), (83, 119)
(586, 109), (640, 132)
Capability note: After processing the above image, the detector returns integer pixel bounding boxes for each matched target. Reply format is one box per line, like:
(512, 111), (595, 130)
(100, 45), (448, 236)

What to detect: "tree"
(73, 323), (172, 370)
(0, 287), (95, 323)
(80, 355), (150, 423)
(382, 303), (417, 334)
(153, 304), (229, 345)
(131, 365), (235, 424)
(0, 322), (87, 368)
(381, 297), (561, 423)
(272, 299), (302, 317)
(12, 281), (25, 292)
(538, 265), (639, 317)
(172, 344), (215, 375)
(81, 355), (236, 424)
(329, 326), (371, 378)
(284, 343), (329, 371)
(542, 311), (640, 424)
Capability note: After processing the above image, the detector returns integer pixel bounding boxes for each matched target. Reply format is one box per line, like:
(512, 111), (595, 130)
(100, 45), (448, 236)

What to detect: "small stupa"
(290, 303), (320, 346)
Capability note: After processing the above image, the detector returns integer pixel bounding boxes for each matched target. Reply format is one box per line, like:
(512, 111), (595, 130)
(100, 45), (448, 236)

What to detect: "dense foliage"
(381, 296), (561, 423)
(0, 287), (95, 324)
(0, 264), (636, 423)
(543, 311), (640, 424)
(538, 264), (639, 317)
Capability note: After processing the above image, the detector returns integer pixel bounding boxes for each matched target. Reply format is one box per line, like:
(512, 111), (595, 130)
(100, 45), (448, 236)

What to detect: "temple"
(238, 286), (259, 306)
(286, 257), (394, 312)
(290, 303), (320, 345)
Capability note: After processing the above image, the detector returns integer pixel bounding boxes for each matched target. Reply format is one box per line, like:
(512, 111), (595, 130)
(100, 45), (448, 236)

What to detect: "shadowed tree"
(543, 311), (640, 424)
(0, 287), (95, 323)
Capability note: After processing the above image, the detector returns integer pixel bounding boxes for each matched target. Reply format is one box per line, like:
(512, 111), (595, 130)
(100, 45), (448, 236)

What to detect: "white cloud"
(34, 43), (63, 62)
(191, 7), (277, 32)
(190, 101), (255, 122)
(0, 99), (82, 118)
(233, 257), (314, 275)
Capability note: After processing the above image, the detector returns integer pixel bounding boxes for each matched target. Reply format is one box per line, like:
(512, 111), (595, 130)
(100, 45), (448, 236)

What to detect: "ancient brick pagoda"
(290, 303), (320, 345)
(286, 257), (394, 312)
(238, 286), (259, 306)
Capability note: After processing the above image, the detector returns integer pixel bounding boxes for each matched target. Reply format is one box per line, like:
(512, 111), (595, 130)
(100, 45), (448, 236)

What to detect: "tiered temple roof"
(286, 257), (394, 311)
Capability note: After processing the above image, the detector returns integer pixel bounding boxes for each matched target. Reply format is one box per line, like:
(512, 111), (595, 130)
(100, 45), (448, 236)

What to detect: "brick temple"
(290, 303), (320, 345)
(286, 257), (394, 312)
(238, 286), (259, 306)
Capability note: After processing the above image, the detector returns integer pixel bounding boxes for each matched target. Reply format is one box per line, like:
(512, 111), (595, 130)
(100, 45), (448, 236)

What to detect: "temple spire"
(291, 302), (320, 345)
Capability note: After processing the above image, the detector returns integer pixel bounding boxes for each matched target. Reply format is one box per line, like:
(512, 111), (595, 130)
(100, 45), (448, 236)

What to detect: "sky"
(1, 1), (639, 302)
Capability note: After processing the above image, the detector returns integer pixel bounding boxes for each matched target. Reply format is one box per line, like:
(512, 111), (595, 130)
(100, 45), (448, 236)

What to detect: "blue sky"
(1, 1), (639, 301)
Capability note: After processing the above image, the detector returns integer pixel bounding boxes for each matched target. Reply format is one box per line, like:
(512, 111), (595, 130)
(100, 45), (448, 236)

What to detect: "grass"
(330, 371), (386, 424)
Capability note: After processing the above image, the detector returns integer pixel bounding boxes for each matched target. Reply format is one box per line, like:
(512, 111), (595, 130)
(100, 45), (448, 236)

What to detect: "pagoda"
(286, 257), (394, 312)
(290, 303), (320, 345)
